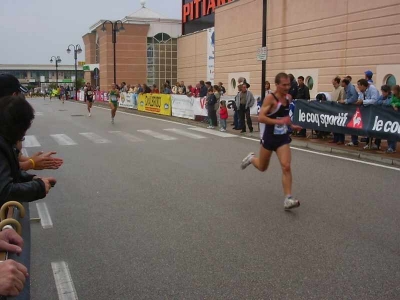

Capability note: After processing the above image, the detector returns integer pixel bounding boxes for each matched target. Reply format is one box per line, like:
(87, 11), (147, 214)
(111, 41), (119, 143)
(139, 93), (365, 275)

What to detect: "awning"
(83, 64), (100, 71)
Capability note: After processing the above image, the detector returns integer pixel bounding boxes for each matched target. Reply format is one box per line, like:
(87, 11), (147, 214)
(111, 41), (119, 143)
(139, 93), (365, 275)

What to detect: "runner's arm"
(258, 95), (290, 125)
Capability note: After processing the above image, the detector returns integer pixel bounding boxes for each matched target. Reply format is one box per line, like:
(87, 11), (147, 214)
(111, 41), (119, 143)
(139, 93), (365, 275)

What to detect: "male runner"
(85, 82), (94, 117)
(241, 72), (301, 210)
(109, 83), (120, 124)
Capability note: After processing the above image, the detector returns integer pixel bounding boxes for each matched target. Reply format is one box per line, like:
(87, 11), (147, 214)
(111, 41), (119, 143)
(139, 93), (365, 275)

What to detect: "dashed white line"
(36, 202), (53, 229)
(51, 261), (78, 300)
(23, 135), (41, 147)
(137, 130), (177, 141)
(164, 128), (206, 139)
(50, 134), (77, 146)
(188, 127), (237, 137)
(109, 131), (144, 142)
(79, 132), (111, 144)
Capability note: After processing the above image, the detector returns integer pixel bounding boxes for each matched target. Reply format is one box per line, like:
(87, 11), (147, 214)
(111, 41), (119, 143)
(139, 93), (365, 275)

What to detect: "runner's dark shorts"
(87, 96), (93, 103)
(261, 134), (291, 152)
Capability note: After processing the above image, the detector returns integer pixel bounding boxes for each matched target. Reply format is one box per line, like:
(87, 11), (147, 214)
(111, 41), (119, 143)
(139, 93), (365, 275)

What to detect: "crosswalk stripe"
(137, 130), (177, 141)
(50, 134), (77, 146)
(35, 112), (43, 116)
(109, 131), (144, 142)
(79, 133), (111, 144)
(164, 128), (206, 139)
(21, 148), (29, 157)
(188, 127), (237, 138)
(23, 135), (41, 147)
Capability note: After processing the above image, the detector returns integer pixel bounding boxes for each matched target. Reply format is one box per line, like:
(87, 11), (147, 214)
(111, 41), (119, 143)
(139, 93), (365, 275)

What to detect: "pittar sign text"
(182, 0), (233, 23)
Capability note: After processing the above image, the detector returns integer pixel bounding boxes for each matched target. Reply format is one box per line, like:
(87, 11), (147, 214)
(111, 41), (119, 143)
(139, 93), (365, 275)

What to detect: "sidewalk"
(70, 99), (400, 167)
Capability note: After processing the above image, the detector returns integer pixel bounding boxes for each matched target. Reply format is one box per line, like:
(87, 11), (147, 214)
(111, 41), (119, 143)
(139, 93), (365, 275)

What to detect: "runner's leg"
(275, 144), (292, 196)
(252, 146), (273, 171)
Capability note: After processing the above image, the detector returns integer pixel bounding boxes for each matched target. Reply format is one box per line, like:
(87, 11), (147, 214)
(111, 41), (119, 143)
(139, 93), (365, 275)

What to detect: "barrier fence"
(74, 92), (399, 141)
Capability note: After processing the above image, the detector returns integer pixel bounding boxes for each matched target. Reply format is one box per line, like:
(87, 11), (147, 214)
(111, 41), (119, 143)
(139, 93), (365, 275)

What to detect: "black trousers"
(239, 104), (253, 132)
(208, 109), (218, 127)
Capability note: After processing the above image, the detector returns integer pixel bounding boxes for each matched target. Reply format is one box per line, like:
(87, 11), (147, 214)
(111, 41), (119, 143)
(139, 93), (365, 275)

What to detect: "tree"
(76, 78), (85, 90)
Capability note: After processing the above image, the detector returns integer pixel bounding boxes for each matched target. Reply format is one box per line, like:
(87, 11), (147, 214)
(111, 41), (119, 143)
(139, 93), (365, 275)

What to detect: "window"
(306, 76), (314, 90)
(231, 78), (236, 89)
(385, 74), (396, 87)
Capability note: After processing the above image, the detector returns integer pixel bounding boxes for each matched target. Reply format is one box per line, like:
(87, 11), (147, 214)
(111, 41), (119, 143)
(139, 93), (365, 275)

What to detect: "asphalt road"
(24, 98), (400, 300)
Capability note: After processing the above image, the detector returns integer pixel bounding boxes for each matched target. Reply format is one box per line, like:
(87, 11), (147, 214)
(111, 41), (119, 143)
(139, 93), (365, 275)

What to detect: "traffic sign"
(257, 47), (267, 61)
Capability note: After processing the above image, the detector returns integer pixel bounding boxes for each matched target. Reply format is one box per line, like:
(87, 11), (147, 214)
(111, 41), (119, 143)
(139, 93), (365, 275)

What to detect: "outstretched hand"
(31, 151), (63, 170)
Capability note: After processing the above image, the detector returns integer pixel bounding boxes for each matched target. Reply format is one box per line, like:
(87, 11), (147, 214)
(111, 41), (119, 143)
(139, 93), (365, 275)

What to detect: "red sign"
(182, 0), (233, 23)
(347, 108), (364, 129)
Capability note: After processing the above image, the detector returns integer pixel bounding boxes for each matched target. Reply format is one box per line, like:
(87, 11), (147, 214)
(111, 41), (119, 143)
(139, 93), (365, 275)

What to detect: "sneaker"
(284, 197), (300, 210)
(346, 142), (358, 147)
(363, 144), (379, 150)
(222, 129), (227, 132)
(386, 148), (396, 154)
(240, 130), (246, 134)
(88, 113), (91, 117)
(241, 152), (255, 170)
(111, 118), (114, 124)
(220, 128), (224, 132)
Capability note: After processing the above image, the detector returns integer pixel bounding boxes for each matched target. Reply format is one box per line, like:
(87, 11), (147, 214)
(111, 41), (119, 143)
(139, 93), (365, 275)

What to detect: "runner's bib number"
(87, 91), (93, 96)
(274, 118), (288, 135)
(110, 95), (117, 101)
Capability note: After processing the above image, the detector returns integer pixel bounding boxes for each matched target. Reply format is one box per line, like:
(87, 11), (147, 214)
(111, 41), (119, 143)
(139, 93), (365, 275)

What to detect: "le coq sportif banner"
(293, 100), (400, 141)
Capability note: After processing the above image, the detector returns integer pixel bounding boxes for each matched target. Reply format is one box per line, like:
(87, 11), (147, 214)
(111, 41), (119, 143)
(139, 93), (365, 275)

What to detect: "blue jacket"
(207, 94), (217, 110)
(376, 94), (392, 106)
(344, 84), (358, 104)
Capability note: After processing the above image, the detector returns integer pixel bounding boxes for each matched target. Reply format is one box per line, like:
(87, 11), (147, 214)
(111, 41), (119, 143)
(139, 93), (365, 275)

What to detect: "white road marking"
(109, 131), (144, 142)
(164, 128), (206, 139)
(137, 130), (177, 141)
(35, 112), (43, 116)
(36, 202), (53, 229)
(188, 127), (237, 138)
(240, 136), (400, 172)
(22, 135), (41, 147)
(79, 132), (111, 144)
(51, 261), (78, 300)
(50, 134), (77, 146)
(21, 148), (29, 157)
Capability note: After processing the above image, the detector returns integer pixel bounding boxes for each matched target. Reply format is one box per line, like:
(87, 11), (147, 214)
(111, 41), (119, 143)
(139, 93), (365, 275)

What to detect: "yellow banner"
(138, 94), (171, 116)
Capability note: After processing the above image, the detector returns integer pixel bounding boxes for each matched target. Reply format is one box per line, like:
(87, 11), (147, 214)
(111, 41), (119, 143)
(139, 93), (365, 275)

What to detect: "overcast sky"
(0, 0), (181, 65)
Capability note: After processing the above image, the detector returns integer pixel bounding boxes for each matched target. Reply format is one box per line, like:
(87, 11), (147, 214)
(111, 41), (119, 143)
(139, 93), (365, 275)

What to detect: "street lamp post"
(50, 56), (62, 86)
(101, 20), (125, 84)
(66, 44), (83, 100)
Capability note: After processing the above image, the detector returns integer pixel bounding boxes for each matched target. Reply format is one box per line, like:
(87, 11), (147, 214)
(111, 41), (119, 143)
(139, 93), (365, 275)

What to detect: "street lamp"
(66, 44), (83, 100)
(50, 56), (62, 86)
(101, 20), (125, 84)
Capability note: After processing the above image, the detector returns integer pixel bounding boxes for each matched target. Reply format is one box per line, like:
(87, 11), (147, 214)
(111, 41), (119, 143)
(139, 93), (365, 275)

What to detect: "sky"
(0, 0), (181, 65)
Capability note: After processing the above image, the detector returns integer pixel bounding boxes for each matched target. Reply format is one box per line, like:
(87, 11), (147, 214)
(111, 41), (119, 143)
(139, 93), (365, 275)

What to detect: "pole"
(112, 23), (117, 84)
(56, 60), (59, 86)
(74, 50), (78, 100)
(261, 0), (267, 102)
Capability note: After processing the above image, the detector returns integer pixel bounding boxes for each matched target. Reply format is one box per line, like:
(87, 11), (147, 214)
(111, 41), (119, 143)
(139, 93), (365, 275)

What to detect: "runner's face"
(276, 77), (290, 94)
(111, 84), (116, 90)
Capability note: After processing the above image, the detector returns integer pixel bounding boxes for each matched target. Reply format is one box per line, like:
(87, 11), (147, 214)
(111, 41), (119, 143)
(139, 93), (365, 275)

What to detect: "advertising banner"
(207, 27), (215, 84)
(119, 92), (136, 109)
(193, 97), (208, 116)
(138, 94), (172, 116)
(293, 100), (400, 141)
(221, 95), (260, 116)
(93, 91), (109, 102)
(172, 95), (195, 119)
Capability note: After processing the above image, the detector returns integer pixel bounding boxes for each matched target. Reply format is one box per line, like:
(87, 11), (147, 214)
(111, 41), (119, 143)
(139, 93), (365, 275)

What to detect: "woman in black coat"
(0, 95), (56, 205)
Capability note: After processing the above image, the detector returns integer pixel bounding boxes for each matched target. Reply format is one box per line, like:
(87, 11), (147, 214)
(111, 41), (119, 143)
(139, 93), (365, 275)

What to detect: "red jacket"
(220, 107), (228, 119)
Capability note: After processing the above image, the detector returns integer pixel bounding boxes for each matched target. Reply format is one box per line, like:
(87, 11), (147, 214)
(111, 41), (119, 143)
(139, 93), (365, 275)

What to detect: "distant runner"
(85, 82), (94, 117)
(241, 72), (302, 210)
(109, 83), (120, 124)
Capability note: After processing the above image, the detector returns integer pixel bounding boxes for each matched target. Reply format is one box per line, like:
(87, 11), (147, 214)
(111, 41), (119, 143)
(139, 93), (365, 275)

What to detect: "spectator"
(391, 85), (400, 111)
(364, 70), (374, 84)
(120, 82), (128, 92)
(205, 81), (212, 90)
(180, 81), (187, 94)
(0, 229), (28, 297)
(213, 85), (221, 127)
(288, 74), (298, 100)
(128, 85), (135, 93)
(162, 83), (172, 94)
(345, 75), (352, 82)
(296, 76), (310, 100)
(199, 80), (208, 97)
(356, 79), (379, 106)
(142, 84), (152, 94)
(219, 100), (228, 132)
(372, 85), (394, 151)
(172, 82), (181, 94)
(152, 84), (160, 94)
(194, 83), (201, 97)
(265, 81), (272, 95)
(331, 77), (345, 102)
(0, 95), (56, 205)
(187, 85), (195, 96)
(206, 87), (217, 129)
(218, 82), (226, 95)
(233, 84), (243, 130)
(339, 78), (358, 105)
(236, 83), (255, 133)
(165, 80), (171, 90)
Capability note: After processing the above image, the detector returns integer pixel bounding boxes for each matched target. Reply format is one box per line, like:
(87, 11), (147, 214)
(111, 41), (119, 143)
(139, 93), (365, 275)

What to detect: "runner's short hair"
(275, 73), (290, 84)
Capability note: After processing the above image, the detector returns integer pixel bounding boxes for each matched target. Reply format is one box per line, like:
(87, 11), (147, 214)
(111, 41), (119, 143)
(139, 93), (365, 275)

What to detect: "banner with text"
(172, 95), (195, 119)
(293, 100), (400, 141)
(221, 95), (260, 116)
(119, 92), (137, 109)
(138, 94), (172, 116)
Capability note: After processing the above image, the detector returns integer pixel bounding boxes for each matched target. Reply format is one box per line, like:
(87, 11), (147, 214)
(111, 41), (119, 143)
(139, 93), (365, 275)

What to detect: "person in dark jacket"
(206, 88), (217, 129)
(0, 95), (56, 205)
(288, 74), (298, 100)
(199, 80), (208, 97)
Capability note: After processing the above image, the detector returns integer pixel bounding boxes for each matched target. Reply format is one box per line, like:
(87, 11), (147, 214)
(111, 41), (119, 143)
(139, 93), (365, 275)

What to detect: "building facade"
(82, 3), (181, 92)
(0, 64), (84, 88)
(178, 0), (400, 96)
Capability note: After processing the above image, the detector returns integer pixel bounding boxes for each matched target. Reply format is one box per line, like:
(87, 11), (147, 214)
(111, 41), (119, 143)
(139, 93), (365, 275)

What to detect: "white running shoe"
(111, 118), (114, 124)
(284, 197), (300, 210)
(241, 152), (255, 170)
(207, 126), (214, 129)
(88, 113), (91, 117)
